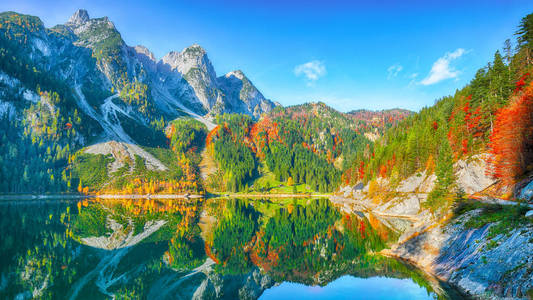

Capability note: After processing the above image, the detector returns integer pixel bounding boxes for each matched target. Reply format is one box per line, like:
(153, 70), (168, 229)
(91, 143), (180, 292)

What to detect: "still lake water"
(0, 197), (459, 299)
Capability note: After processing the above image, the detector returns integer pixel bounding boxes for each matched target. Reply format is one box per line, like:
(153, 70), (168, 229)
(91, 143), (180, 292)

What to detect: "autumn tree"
(488, 81), (533, 186)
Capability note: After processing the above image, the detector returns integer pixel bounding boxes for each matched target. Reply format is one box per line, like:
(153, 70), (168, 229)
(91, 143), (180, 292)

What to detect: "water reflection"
(0, 198), (457, 299)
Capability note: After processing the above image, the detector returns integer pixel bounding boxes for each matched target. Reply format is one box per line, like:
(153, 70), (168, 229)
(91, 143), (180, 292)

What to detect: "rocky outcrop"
(455, 154), (497, 195)
(161, 45), (222, 111)
(67, 9), (90, 25)
(388, 209), (533, 299)
(217, 70), (276, 119)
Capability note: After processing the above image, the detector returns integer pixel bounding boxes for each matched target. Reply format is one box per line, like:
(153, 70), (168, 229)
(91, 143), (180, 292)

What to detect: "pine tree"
(426, 135), (456, 212)
(516, 13), (533, 63)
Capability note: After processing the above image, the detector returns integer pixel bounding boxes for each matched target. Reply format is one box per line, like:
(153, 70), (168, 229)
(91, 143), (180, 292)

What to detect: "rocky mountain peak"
(68, 9), (90, 25)
(182, 44), (206, 55)
(160, 44), (214, 76)
(134, 45), (156, 62)
(225, 70), (246, 80)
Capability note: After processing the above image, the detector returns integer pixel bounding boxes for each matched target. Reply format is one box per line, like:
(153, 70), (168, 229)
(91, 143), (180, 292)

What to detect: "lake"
(0, 197), (461, 299)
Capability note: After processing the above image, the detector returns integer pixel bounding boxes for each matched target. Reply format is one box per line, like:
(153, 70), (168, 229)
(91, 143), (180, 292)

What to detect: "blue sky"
(1, 0), (532, 112)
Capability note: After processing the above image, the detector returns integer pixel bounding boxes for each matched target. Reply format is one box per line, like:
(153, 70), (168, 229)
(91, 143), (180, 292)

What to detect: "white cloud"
(420, 48), (465, 85)
(387, 64), (403, 79)
(294, 60), (326, 82)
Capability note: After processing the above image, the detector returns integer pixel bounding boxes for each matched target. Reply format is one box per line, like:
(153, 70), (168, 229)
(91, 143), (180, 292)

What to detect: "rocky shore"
(332, 155), (533, 299)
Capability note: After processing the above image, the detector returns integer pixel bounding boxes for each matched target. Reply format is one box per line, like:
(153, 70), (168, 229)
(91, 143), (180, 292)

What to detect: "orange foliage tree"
(488, 81), (533, 186)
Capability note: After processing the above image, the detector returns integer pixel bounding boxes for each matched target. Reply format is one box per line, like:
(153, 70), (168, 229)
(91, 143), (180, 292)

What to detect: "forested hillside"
(0, 12), (101, 192)
(204, 103), (410, 193)
(346, 108), (412, 139)
(343, 13), (533, 209)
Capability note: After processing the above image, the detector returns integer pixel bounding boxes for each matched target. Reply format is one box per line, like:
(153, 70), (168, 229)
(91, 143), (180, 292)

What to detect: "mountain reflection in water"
(0, 197), (459, 299)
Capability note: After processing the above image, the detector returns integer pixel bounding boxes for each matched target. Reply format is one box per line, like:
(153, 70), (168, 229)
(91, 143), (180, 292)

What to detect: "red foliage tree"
(514, 73), (530, 93)
(379, 165), (387, 178)
(488, 82), (533, 186)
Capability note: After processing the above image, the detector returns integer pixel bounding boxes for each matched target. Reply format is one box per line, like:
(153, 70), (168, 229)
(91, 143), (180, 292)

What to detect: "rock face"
(334, 173), (435, 219)
(161, 45), (221, 112)
(455, 154), (497, 195)
(67, 9), (90, 25)
(159, 46), (276, 118)
(389, 209), (533, 299)
(217, 70), (276, 119)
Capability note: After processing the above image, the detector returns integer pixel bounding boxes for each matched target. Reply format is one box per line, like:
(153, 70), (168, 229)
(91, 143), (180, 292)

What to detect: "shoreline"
(0, 193), (332, 201)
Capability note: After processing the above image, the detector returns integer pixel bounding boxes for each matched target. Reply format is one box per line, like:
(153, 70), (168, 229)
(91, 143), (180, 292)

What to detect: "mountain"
(0, 8), (275, 141)
(159, 48), (276, 118)
(0, 9), (275, 193)
(63, 9), (276, 120)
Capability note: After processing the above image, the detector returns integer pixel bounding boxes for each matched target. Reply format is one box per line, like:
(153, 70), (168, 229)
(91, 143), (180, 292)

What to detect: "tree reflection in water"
(0, 198), (452, 299)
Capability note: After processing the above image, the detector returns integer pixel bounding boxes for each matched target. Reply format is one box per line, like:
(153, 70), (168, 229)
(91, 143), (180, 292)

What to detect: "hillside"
(346, 108), (412, 141)
(203, 102), (411, 193)
(342, 14), (533, 208)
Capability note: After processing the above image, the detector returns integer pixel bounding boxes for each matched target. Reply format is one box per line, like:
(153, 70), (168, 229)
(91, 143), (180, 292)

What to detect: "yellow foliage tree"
(287, 176), (294, 186)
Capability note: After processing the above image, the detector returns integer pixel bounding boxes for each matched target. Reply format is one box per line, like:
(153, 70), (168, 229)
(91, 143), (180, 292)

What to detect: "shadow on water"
(0, 197), (465, 299)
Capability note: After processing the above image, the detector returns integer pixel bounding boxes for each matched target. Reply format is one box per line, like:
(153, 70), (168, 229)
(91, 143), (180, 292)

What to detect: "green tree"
(516, 13), (533, 63)
(426, 137), (455, 212)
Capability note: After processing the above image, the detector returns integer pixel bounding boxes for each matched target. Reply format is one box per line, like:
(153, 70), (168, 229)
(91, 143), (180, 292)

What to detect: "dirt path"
(199, 147), (217, 180)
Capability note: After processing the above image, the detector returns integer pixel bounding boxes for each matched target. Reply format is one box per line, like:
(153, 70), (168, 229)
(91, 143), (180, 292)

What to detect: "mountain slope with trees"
(204, 103), (411, 193)
(342, 13), (533, 210)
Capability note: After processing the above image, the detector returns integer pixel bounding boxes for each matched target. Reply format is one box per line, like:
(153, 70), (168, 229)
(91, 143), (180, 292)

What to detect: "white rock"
(455, 154), (496, 194)
(22, 90), (39, 103)
(84, 140), (168, 173)
(377, 194), (421, 216)
(32, 38), (50, 56)
(396, 171), (426, 193)
(67, 9), (90, 25)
